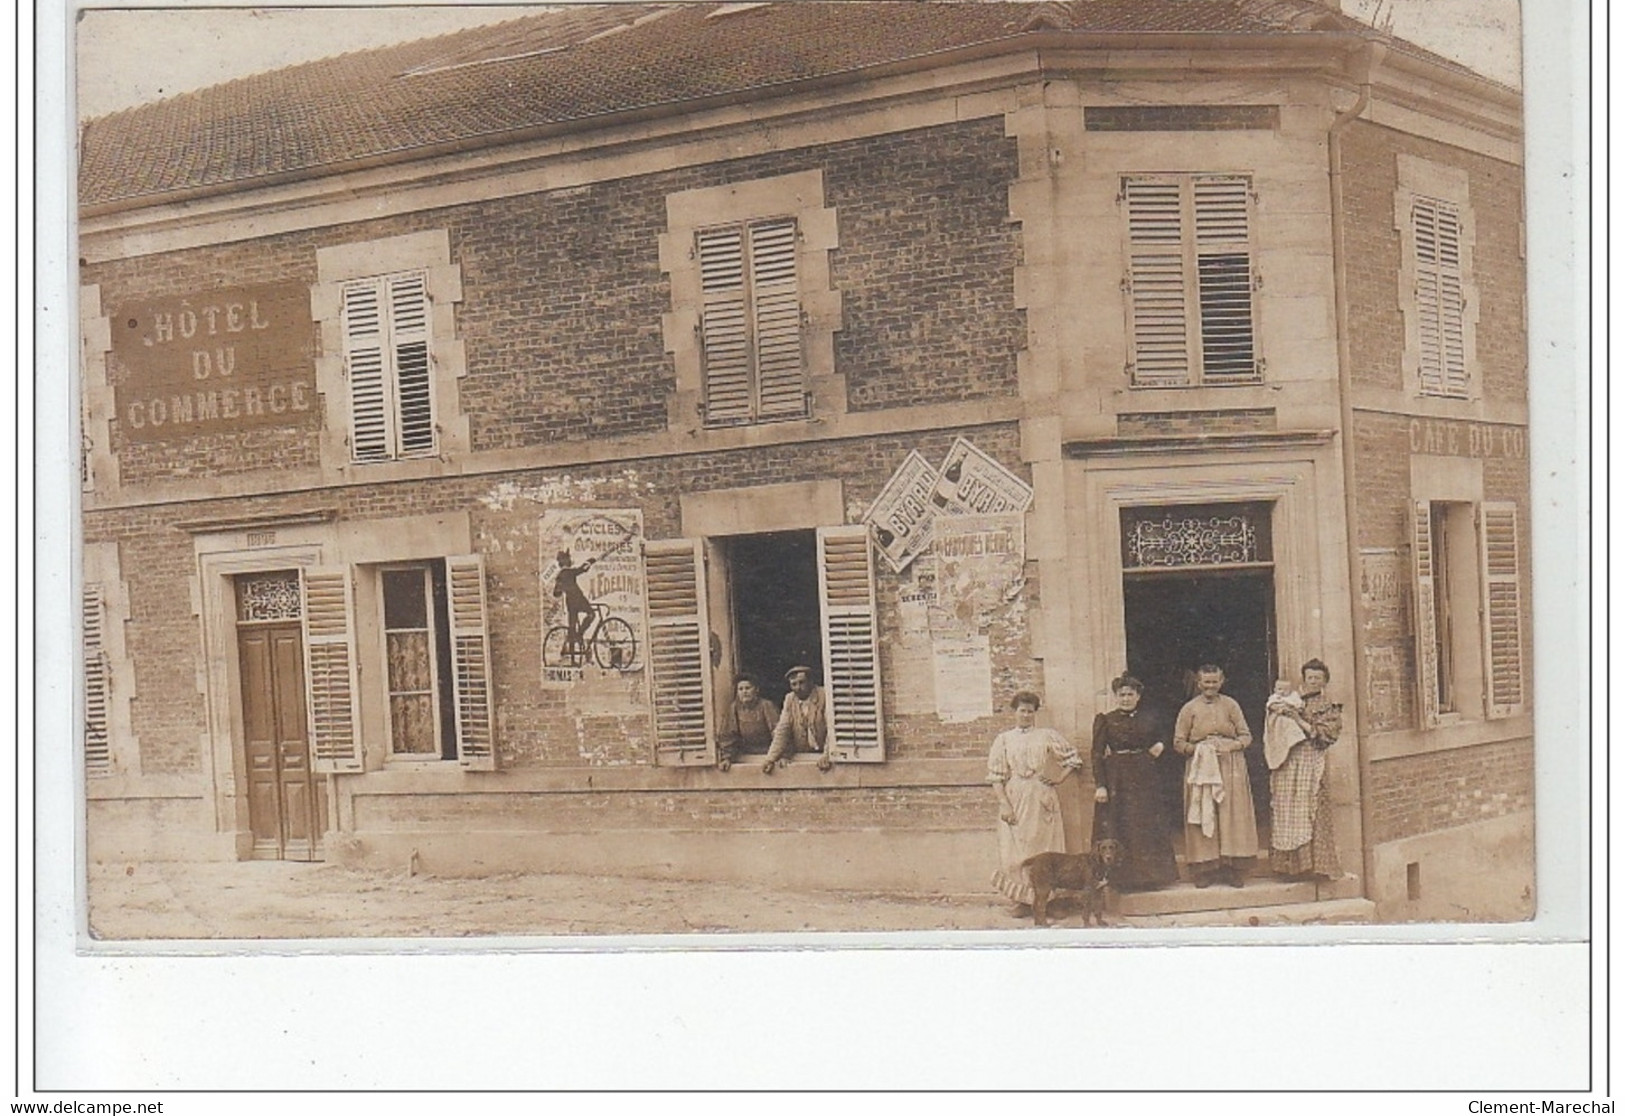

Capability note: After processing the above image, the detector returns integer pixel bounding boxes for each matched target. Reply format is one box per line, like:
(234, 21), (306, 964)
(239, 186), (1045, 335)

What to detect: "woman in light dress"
(987, 691), (1082, 915)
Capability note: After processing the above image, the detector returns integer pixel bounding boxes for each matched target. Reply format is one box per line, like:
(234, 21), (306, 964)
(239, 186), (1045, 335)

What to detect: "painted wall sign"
(866, 451), (940, 573)
(1359, 548), (1408, 642)
(1407, 418), (1526, 460)
(111, 283), (317, 441)
(539, 510), (647, 689)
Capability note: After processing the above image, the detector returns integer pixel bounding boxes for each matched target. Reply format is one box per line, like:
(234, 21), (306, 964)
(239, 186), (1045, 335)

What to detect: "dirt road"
(87, 859), (1041, 941)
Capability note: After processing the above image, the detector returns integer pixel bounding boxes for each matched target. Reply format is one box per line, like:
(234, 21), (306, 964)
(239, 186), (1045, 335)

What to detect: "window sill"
(1365, 713), (1533, 762)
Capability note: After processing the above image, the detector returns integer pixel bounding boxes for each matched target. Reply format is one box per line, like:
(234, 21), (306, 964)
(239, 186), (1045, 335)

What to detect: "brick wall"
(84, 117), (1023, 484)
(84, 422), (1035, 774)
(1341, 120), (1525, 402)
(1350, 411), (1533, 735)
(1366, 739), (1534, 844)
(354, 784), (991, 832)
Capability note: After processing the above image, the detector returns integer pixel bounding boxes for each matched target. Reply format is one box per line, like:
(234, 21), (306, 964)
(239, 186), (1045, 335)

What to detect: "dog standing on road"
(1020, 839), (1121, 927)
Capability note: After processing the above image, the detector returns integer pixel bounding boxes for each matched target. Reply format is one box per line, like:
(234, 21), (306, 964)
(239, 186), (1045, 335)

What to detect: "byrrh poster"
(539, 509), (646, 687)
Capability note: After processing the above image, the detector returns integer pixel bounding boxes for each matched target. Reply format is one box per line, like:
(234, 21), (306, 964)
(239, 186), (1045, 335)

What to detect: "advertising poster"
(931, 634), (994, 723)
(927, 437), (1035, 518)
(865, 450), (940, 573)
(539, 510), (646, 688)
(928, 513), (1026, 635)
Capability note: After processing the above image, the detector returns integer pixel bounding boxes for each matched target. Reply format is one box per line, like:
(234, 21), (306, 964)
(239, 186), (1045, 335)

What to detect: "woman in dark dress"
(1091, 674), (1179, 890)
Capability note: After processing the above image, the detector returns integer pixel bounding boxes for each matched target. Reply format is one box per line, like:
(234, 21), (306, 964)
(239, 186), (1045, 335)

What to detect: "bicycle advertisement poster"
(539, 509), (647, 689)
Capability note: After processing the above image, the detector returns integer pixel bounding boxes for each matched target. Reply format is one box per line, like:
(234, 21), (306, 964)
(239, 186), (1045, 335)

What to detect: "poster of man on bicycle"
(539, 509), (646, 688)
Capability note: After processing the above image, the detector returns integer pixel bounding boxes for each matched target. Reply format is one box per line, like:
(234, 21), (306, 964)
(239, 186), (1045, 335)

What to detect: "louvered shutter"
(1124, 178), (1190, 386)
(301, 566), (363, 772)
(817, 525), (884, 763)
(1479, 503), (1524, 717)
(342, 279), (391, 462)
(698, 226), (753, 424)
(1411, 502), (1441, 729)
(446, 554), (496, 770)
(749, 219), (807, 419)
(82, 582), (112, 779)
(1193, 176), (1258, 384)
(645, 538), (714, 766)
(389, 273), (436, 455)
(1414, 197), (1468, 398)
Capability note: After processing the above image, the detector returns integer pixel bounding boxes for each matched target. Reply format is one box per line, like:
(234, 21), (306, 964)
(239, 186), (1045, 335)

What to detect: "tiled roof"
(79, 0), (1468, 210)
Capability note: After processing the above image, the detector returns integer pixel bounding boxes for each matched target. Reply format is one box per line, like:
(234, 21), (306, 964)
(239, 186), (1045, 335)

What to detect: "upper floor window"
(1409, 196), (1468, 398)
(697, 218), (807, 425)
(661, 170), (842, 436)
(1396, 154), (1478, 401)
(1122, 174), (1259, 387)
(341, 272), (436, 461)
(315, 230), (467, 475)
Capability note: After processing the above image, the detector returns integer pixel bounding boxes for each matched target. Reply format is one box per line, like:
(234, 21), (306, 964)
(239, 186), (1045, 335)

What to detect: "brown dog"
(1021, 839), (1121, 927)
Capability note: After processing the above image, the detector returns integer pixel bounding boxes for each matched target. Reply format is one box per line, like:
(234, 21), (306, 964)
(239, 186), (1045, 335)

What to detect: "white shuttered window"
(1478, 503), (1524, 717)
(1412, 196), (1469, 398)
(1124, 175), (1259, 387)
(816, 525), (884, 763)
(342, 272), (437, 461)
(698, 218), (807, 425)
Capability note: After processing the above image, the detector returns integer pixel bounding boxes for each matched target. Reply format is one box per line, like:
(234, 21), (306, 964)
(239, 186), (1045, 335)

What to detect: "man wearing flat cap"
(763, 664), (831, 774)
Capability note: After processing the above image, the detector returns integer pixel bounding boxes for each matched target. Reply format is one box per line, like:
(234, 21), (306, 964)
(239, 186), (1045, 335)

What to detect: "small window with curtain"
(697, 218), (808, 425)
(1122, 174), (1259, 388)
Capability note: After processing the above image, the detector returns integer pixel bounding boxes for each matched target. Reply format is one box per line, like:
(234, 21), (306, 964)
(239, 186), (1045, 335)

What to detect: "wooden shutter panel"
(645, 538), (714, 766)
(388, 273), (436, 456)
(749, 219), (807, 419)
(301, 566), (363, 772)
(446, 554), (496, 770)
(342, 279), (391, 462)
(1124, 178), (1190, 387)
(1411, 501), (1441, 729)
(1193, 176), (1258, 384)
(698, 226), (753, 424)
(1479, 502), (1524, 717)
(1414, 197), (1467, 398)
(817, 525), (884, 763)
(82, 582), (112, 779)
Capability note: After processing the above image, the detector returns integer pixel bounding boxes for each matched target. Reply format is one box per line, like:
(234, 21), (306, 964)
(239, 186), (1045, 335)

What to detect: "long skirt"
(1269, 767), (1340, 878)
(992, 774), (1067, 904)
(1092, 752), (1178, 889)
(1182, 750), (1259, 864)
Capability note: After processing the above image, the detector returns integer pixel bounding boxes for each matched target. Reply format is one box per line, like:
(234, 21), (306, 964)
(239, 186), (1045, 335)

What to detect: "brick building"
(77, 0), (1531, 923)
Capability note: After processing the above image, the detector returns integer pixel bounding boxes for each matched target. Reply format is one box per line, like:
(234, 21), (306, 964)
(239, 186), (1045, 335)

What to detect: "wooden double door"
(238, 622), (326, 860)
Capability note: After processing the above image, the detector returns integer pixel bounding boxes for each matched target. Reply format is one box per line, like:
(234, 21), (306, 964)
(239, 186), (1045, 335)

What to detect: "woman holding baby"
(1264, 658), (1343, 881)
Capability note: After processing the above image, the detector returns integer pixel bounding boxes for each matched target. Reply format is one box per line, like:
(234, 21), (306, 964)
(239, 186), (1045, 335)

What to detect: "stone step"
(1118, 897), (1377, 928)
(1114, 877), (1317, 916)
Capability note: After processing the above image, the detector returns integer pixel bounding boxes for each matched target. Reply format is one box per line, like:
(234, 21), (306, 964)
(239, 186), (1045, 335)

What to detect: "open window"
(1412, 500), (1524, 727)
(649, 525), (883, 767)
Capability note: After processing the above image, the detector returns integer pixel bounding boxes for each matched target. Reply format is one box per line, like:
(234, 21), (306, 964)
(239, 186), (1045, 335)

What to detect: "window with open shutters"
(1411, 500), (1524, 728)
(1123, 175), (1259, 387)
(341, 271), (437, 461)
(697, 218), (807, 425)
(1411, 196), (1469, 398)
